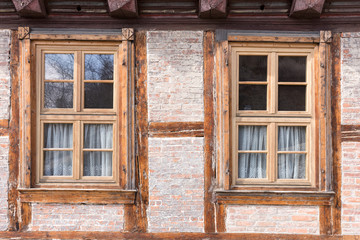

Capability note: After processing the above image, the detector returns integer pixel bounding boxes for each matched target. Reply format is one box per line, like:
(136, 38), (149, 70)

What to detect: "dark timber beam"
(199, 0), (227, 19)
(107, 0), (138, 18)
(12, 0), (46, 17)
(289, 0), (325, 18)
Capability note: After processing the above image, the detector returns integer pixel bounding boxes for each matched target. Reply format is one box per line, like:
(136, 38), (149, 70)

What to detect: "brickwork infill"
(148, 137), (204, 232)
(147, 31), (204, 122)
(30, 204), (125, 231)
(341, 32), (360, 235)
(0, 29), (10, 231)
(226, 205), (319, 234)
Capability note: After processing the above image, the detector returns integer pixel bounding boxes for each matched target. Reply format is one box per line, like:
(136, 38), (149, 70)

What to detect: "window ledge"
(18, 188), (137, 205)
(215, 190), (335, 206)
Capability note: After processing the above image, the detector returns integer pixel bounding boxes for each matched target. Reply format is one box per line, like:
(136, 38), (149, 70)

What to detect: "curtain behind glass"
(238, 126), (267, 178)
(278, 126), (306, 179)
(44, 123), (73, 176)
(83, 124), (113, 176)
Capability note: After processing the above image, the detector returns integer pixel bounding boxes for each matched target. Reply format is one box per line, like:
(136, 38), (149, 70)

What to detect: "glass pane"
(84, 83), (113, 108)
(83, 151), (112, 176)
(238, 126), (267, 150)
(278, 85), (306, 111)
(85, 54), (114, 80)
(278, 153), (306, 179)
(278, 126), (306, 151)
(239, 56), (267, 82)
(278, 56), (306, 82)
(239, 84), (267, 110)
(44, 123), (73, 148)
(44, 151), (72, 176)
(44, 82), (73, 108)
(84, 124), (113, 149)
(45, 54), (74, 80)
(238, 153), (266, 178)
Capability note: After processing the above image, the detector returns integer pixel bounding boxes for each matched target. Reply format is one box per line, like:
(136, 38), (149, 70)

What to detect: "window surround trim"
(18, 27), (136, 204)
(214, 31), (333, 194)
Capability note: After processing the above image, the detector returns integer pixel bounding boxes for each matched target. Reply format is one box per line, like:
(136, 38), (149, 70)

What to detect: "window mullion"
(270, 52), (277, 114)
(74, 121), (81, 180)
(269, 122), (276, 182)
(75, 51), (82, 112)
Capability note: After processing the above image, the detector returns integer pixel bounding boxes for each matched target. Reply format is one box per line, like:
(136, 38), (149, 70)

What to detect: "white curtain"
(44, 123), (73, 176)
(278, 126), (306, 179)
(83, 124), (113, 176)
(238, 126), (267, 178)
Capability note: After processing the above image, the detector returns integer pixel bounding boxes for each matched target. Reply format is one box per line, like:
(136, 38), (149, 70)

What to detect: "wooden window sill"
(215, 190), (335, 206)
(18, 188), (137, 204)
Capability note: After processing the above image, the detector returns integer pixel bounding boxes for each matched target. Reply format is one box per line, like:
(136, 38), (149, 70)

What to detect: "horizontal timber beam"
(199, 0), (227, 19)
(290, 0), (325, 19)
(148, 122), (204, 138)
(107, 0), (138, 18)
(11, 0), (46, 17)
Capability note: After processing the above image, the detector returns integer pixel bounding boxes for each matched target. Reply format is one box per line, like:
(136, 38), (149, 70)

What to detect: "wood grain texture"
(0, 231), (344, 239)
(199, 0), (227, 19)
(331, 33), (342, 235)
(290, 0), (325, 18)
(148, 122), (204, 137)
(8, 30), (20, 231)
(228, 35), (320, 43)
(29, 34), (125, 41)
(341, 125), (360, 142)
(216, 203), (226, 233)
(203, 30), (216, 233)
(320, 205), (332, 235)
(216, 191), (334, 206)
(19, 189), (136, 204)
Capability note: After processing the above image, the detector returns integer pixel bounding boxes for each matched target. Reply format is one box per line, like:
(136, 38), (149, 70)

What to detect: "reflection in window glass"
(44, 82), (73, 109)
(45, 54), (74, 80)
(278, 85), (306, 111)
(278, 56), (306, 82)
(239, 84), (267, 110)
(239, 56), (267, 82)
(84, 83), (113, 108)
(85, 54), (114, 80)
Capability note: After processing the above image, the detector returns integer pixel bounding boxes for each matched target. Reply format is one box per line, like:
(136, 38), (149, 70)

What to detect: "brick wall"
(341, 32), (360, 235)
(147, 137), (204, 232)
(30, 204), (124, 231)
(0, 29), (11, 231)
(226, 205), (319, 234)
(147, 31), (204, 122)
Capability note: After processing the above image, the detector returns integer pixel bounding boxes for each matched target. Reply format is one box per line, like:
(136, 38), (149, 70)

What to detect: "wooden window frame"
(231, 43), (316, 188)
(17, 28), (136, 204)
(214, 32), (334, 193)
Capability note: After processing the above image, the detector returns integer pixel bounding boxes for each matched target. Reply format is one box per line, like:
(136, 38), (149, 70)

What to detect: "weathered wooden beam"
(199, 0), (227, 19)
(289, 0), (325, 18)
(107, 0), (138, 18)
(11, 0), (46, 17)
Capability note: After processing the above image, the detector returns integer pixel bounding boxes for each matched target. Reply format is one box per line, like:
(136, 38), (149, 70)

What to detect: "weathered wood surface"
(0, 231), (345, 239)
(148, 122), (204, 137)
(341, 125), (360, 142)
(228, 35), (320, 43)
(11, 0), (46, 17)
(290, 0), (325, 18)
(107, 0), (138, 18)
(331, 33), (342, 235)
(203, 30), (216, 232)
(199, 0), (227, 18)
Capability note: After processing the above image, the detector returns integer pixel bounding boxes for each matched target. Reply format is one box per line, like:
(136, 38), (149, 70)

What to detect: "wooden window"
(230, 43), (316, 187)
(34, 42), (125, 186)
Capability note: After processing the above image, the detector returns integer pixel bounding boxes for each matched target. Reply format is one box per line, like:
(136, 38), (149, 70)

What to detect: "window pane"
(278, 85), (306, 111)
(84, 124), (113, 149)
(44, 123), (73, 148)
(44, 151), (72, 176)
(278, 153), (306, 179)
(45, 54), (74, 80)
(83, 152), (112, 176)
(85, 54), (114, 80)
(239, 84), (267, 110)
(278, 56), (306, 82)
(238, 126), (267, 150)
(278, 126), (306, 151)
(44, 82), (73, 108)
(238, 153), (266, 178)
(84, 83), (113, 108)
(239, 56), (267, 82)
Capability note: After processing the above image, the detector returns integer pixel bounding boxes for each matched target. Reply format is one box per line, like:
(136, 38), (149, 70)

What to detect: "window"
(34, 41), (124, 186)
(230, 43), (316, 187)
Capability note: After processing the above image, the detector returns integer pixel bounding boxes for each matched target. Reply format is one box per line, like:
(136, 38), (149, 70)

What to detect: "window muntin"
(231, 44), (315, 187)
(36, 44), (120, 184)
